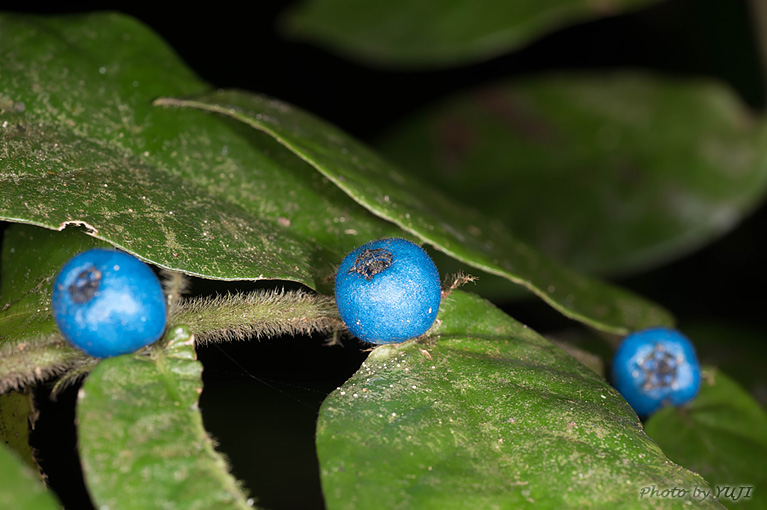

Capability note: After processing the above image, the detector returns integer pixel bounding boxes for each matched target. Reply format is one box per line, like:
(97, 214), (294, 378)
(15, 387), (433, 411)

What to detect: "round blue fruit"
(335, 238), (441, 344)
(611, 327), (701, 417)
(51, 249), (167, 358)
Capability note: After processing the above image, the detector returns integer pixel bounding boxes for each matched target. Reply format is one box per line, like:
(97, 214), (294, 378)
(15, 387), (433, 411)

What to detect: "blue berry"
(51, 249), (167, 358)
(611, 327), (701, 417)
(335, 238), (441, 344)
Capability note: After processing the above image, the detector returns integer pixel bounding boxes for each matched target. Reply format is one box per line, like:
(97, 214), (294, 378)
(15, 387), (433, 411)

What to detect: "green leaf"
(0, 224), (108, 338)
(155, 90), (672, 335)
(0, 390), (39, 473)
(645, 367), (767, 509)
(316, 291), (722, 509)
(0, 12), (404, 292)
(0, 441), (61, 510)
(378, 73), (767, 277)
(0, 224), (102, 393)
(281, 0), (662, 69)
(0, 13), (671, 334)
(76, 325), (256, 510)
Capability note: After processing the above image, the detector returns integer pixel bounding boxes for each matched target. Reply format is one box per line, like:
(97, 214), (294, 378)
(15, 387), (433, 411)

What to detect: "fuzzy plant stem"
(0, 288), (343, 393)
(0, 336), (91, 394)
(169, 288), (344, 344)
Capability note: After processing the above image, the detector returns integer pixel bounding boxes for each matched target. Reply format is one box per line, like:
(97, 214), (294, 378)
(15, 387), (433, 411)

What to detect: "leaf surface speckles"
(77, 326), (257, 510)
(154, 90), (673, 334)
(316, 291), (723, 509)
(0, 12), (404, 293)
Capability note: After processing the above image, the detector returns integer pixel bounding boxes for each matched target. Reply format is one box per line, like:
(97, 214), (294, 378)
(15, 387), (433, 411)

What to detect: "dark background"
(3, 1), (764, 509)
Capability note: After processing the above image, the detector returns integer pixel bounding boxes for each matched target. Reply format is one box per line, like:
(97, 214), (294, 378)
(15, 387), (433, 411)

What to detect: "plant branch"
(0, 289), (344, 394)
(170, 288), (345, 344)
(0, 335), (90, 394)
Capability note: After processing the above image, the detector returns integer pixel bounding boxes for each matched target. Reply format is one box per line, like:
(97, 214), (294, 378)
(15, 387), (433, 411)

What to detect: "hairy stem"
(169, 288), (344, 344)
(0, 336), (90, 394)
(0, 289), (344, 394)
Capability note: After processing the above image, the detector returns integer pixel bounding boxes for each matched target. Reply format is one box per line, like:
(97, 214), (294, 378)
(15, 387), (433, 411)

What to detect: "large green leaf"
(0, 13), (672, 334)
(281, 0), (661, 69)
(378, 73), (767, 278)
(645, 367), (767, 509)
(154, 90), (672, 335)
(316, 291), (722, 509)
(76, 325), (255, 510)
(0, 441), (60, 510)
(0, 12), (405, 292)
(0, 224), (101, 393)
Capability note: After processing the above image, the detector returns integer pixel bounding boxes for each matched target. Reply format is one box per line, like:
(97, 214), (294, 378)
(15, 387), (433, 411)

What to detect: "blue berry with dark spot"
(335, 238), (441, 344)
(51, 249), (167, 358)
(611, 327), (701, 417)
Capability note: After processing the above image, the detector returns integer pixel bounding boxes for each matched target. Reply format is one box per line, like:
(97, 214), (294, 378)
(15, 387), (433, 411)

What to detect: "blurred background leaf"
(377, 72), (767, 281)
(282, 0), (663, 69)
(682, 320), (767, 407)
